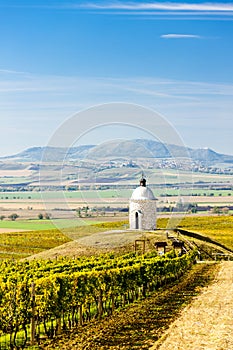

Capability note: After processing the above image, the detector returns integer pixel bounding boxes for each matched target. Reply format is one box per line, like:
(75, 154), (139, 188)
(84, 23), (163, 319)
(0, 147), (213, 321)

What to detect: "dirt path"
(0, 228), (27, 233)
(152, 261), (233, 350)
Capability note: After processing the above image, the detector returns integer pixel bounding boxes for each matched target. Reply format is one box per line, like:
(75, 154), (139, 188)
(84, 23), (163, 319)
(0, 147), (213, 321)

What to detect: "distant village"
(0, 154), (232, 194)
(95, 158), (233, 175)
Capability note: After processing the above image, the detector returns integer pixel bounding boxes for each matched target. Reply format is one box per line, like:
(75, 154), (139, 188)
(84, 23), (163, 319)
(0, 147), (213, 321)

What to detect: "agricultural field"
(1, 163), (232, 186)
(0, 188), (233, 227)
(0, 188), (232, 201)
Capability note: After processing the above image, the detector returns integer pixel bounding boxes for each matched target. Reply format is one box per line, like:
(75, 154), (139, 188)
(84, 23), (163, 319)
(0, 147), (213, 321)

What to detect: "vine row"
(0, 250), (197, 349)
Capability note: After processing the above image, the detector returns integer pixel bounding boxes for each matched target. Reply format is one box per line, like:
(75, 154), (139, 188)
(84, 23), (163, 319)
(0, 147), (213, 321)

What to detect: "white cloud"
(0, 69), (27, 74)
(2, 2), (233, 12)
(79, 2), (233, 12)
(161, 34), (201, 39)
(2, 2), (233, 20)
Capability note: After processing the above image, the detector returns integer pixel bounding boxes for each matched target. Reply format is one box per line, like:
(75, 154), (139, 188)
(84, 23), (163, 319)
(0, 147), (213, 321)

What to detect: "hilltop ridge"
(1, 139), (233, 164)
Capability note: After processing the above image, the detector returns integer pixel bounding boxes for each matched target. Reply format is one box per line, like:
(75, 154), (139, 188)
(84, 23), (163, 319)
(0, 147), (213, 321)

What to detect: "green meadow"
(0, 188), (232, 201)
(0, 219), (101, 231)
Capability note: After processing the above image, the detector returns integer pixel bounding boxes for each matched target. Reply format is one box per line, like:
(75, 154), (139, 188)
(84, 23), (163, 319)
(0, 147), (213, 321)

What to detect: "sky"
(1, 0), (233, 156)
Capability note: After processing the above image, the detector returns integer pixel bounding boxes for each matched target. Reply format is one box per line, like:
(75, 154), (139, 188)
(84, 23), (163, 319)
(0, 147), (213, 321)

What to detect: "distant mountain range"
(2, 139), (233, 165)
(1, 145), (94, 162)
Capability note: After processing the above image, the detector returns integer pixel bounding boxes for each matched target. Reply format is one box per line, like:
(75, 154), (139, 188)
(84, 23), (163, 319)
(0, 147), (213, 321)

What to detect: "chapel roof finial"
(140, 172), (146, 187)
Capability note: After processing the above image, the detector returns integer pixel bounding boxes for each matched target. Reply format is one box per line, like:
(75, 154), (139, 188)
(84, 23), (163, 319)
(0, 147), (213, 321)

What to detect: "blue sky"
(1, 0), (233, 156)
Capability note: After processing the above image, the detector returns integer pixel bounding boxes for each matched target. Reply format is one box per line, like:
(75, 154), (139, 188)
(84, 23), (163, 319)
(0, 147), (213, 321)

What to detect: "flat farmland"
(1, 164), (233, 188)
(1, 188), (232, 199)
(0, 190), (233, 224)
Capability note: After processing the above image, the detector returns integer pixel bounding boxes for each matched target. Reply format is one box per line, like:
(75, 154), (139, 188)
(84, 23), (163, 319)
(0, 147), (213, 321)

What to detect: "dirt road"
(152, 261), (233, 350)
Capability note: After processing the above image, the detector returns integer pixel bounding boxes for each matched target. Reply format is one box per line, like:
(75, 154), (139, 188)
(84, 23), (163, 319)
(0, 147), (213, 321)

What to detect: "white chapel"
(129, 175), (157, 230)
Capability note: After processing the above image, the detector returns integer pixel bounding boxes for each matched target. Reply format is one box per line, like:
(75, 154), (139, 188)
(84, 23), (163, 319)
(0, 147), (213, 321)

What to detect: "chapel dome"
(130, 184), (156, 201)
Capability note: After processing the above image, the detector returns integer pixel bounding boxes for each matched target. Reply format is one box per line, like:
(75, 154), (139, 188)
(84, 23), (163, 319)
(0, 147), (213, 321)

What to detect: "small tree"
(222, 207), (229, 215)
(38, 213), (44, 220)
(45, 213), (51, 220)
(0, 215), (5, 221)
(84, 206), (89, 217)
(212, 206), (221, 214)
(76, 208), (82, 218)
(8, 213), (19, 221)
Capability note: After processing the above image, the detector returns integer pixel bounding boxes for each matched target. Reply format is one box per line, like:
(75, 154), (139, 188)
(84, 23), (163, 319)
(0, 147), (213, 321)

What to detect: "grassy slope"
(0, 221), (127, 259)
(0, 215), (232, 260)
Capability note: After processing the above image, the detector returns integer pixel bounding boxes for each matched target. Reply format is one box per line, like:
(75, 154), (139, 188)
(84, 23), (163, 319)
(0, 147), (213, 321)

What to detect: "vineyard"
(0, 249), (197, 349)
(177, 215), (233, 250)
(157, 215), (233, 251)
(0, 221), (127, 260)
(0, 215), (232, 348)
(0, 230), (70, 260)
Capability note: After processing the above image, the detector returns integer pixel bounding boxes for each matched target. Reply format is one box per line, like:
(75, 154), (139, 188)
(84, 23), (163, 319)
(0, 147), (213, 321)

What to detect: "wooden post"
(78, 305), (83, 326)
(122, 294), (126, 307)
(142, 240), (145, 255)
(56, 318), (61, 335)
(134, 240), (146, 254)
(111, 294), (115, 313)
(98, 290), (103, 319)
(31, 282), (36, 346)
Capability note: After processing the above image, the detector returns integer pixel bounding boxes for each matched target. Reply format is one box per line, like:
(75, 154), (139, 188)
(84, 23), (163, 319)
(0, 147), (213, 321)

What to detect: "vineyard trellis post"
(98, 290), (103, 319)
(78, 305), (83, 326)
(134, 240), (146, 254)
(30, 282), (36, 346)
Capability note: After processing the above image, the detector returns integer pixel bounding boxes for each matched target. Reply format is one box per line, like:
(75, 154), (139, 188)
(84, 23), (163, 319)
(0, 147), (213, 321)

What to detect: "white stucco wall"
(129, 199), (157, 230)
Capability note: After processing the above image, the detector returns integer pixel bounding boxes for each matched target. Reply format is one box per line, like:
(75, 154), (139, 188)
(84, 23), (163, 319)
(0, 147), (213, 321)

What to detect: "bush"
(8, 213), (19, 221)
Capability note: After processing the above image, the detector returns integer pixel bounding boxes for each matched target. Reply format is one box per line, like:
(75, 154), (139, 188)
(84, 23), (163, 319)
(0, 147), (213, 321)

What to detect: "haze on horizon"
(1, 0), (233, 157)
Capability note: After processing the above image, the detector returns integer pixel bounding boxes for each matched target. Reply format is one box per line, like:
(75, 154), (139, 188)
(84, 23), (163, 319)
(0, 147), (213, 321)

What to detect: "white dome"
(131, 186), (156, 200)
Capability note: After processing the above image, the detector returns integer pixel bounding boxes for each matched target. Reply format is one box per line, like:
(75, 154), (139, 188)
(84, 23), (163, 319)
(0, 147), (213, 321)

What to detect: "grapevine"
(0, 249), (197, 349)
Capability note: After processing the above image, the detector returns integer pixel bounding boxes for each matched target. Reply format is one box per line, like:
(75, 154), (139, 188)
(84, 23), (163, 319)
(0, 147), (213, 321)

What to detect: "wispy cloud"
(2, 2), (233, 19)
(1, 70), (233, 107)
(161, 34), (201, 39)
(79, 2), (233, 12)
(2, 2), (233, 12)
(0, 68), (27, 75)
(69, 2), (233, 20)
(1, 70), (233, 156)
